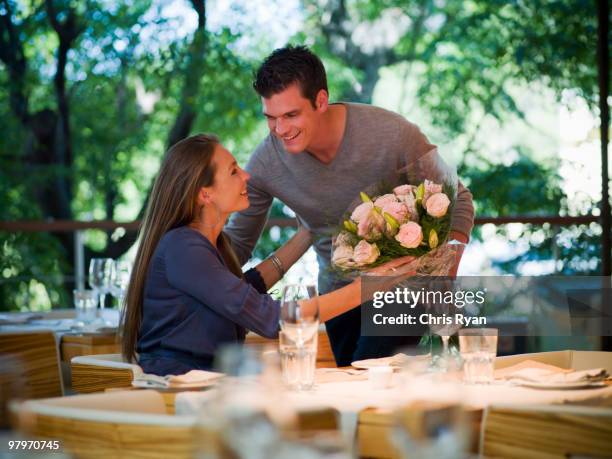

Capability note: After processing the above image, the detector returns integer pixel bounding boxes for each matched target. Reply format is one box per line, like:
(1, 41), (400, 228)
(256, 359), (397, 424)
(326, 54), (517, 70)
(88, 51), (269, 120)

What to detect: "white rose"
(353, 240), (380, 265)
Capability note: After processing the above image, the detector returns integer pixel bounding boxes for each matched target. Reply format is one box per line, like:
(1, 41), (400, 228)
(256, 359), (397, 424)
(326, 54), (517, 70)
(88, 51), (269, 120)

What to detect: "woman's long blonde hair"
(121, 134), (243, 362)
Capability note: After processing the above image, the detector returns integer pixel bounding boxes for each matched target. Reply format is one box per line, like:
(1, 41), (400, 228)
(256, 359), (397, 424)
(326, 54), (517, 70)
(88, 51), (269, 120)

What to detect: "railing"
(0, 215), (603, 288)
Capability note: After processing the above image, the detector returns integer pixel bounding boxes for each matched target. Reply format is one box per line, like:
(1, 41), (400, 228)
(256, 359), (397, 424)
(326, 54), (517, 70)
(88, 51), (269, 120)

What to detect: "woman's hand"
(363, 255), (417, 277)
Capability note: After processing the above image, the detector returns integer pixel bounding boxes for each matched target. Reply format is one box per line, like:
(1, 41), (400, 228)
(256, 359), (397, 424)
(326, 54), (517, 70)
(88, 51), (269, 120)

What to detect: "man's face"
(262, 83), (326, 154)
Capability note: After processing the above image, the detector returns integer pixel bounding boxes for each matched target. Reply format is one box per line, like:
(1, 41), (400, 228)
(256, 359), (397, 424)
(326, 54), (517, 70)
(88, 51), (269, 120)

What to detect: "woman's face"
(207, 144), (251, 214)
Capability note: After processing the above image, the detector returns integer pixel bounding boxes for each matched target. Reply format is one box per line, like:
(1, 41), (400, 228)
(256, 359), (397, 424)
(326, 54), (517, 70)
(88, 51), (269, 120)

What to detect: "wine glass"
(88, 258), (115, 310)
(427, 278), (461, 371)
(279, 284), (319, 347)
(111, 260), (132, 310)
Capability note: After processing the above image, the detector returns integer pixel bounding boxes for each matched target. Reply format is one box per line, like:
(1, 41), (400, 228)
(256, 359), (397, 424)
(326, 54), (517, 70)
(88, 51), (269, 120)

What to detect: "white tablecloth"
(175, 369), (612, 443)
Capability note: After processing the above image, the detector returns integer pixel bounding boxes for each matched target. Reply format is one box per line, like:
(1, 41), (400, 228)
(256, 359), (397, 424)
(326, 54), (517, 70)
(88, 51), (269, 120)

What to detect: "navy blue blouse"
(137, 226), (280, 375)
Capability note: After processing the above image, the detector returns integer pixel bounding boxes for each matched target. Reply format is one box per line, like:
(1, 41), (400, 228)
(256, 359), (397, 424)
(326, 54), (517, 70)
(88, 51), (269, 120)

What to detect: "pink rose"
(373, 193), (398, 208)
(426, 192), (450, 218)
(353, 240), (380, 265)
(423, 180), (443, 205)
(393, 184), (415, 196)
(357, 209), (385, 241)
(395, 222), (423, 248)
(381, 201), (409, 224)
(351, 202), (373, 223)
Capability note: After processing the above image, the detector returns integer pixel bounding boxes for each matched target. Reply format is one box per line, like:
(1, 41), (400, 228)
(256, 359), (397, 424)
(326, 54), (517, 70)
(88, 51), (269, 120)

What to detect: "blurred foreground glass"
(458, 328), (498, 384)
(279, 284), (319, 391)
(198, 344), (294, 459)
(391, 397), (469, 459)
(73, 289), (98, 324)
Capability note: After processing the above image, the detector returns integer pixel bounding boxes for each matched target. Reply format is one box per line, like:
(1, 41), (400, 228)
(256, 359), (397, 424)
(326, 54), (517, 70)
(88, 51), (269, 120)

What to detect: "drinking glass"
(111, 260), (132, 310)
(73, 289), (98, 324)
(89, 258), (115, 310)
(279, 284), (319, 390)
(458, 328), (498, 384)
(427, 279), (462, 371)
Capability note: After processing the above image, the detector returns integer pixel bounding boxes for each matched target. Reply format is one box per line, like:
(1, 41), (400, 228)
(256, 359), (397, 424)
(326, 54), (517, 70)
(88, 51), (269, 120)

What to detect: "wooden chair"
(480, 404), (612, 459)
(12, 390), (196, 459)
(0, 330), (63, 400)
(70, 353), (142, 394)
(245, 328), (337, 368)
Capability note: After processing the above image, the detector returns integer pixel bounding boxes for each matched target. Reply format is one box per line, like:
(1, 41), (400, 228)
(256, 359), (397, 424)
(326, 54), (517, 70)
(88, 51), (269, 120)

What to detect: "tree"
(0, 0), (263, 310)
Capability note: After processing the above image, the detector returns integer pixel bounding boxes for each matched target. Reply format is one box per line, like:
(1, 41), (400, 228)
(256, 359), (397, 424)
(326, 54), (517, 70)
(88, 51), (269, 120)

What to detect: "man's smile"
(282, 131), (300, 141)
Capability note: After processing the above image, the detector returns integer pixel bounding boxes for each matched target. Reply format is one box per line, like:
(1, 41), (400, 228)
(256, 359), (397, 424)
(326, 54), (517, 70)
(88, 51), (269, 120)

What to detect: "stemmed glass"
(88, 258), (115, 310)
(427, 278), (461, 370)
(280, 284), (319, 347)
(111, 260), (132, 310)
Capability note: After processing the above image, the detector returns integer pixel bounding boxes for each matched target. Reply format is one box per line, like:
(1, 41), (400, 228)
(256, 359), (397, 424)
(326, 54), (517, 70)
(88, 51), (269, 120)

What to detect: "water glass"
(279, 284), (319, 390)
(458, 328), (498, 384)
(73, 289), (98, 323)
(279, 329), (318, 390)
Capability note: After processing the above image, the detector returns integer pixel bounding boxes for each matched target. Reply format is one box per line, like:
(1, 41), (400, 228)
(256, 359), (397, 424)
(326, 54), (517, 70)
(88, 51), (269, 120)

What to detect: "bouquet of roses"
(331, 148), (459, 275)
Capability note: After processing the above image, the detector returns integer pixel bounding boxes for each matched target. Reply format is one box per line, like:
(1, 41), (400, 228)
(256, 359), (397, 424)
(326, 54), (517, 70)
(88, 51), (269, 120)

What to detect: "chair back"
(481, 403), (612, 458)
(13, 390), (196, 459)
(0, 330), (63, 399)
(70, 353), (142, 394)
(245, 328), (337, 368)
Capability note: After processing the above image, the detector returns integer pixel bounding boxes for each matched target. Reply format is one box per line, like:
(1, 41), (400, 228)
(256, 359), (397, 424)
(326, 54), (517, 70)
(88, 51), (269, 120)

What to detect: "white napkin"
(351, 353), (429, 369)
(496, 362), (609, 384)
(132, 369), (224, 388)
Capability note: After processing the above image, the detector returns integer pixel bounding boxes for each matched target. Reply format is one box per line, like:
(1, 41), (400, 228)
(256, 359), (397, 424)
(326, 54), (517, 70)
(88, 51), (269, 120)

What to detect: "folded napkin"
(0, 313), (43, 325)
(132, 369), (224, 389)
(496, 360), (608, 384)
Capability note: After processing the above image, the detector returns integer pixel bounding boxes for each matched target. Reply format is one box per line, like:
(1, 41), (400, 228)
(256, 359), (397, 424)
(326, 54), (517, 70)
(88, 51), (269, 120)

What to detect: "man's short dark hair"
(253, 45), (328, 108)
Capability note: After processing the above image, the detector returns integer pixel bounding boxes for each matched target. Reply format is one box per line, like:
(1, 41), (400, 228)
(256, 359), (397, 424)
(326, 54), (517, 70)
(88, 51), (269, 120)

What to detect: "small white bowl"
(368, 366), (393, 389)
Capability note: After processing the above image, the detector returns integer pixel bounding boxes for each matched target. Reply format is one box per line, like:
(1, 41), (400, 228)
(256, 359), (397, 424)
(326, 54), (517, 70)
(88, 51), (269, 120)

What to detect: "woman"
(121, 134), (363, 375)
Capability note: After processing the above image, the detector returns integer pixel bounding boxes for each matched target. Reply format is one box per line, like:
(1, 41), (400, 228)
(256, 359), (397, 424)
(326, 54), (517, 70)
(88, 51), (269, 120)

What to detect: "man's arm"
(398, 117), (475, 242)
(450, 180), (474, 243)
(397, 117), (474, 274)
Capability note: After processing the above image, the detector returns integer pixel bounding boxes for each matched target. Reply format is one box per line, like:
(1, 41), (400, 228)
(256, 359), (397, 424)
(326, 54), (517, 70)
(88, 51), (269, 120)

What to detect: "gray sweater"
(226, 103), (474, 278)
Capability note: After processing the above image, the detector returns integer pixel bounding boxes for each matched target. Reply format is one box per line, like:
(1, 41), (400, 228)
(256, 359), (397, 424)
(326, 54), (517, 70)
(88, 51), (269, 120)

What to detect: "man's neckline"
(304, 102), (350, 167)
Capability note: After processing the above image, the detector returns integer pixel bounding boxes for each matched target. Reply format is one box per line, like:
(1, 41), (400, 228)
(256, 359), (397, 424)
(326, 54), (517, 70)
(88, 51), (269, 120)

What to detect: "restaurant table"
(0, 309), (121, 361)
(10, 353), (612, 459)
(173, 368), (612, 458)
(0, 309), (121, 394)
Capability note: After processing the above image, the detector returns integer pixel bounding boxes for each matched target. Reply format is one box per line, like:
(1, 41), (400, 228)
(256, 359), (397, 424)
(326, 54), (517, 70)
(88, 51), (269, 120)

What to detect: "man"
(225, 45), (474, 366)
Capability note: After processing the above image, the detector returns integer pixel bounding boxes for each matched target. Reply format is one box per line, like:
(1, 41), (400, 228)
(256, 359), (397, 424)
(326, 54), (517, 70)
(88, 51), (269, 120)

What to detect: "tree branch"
(166, 0), (207, 148)
(0, 0), (29, 122)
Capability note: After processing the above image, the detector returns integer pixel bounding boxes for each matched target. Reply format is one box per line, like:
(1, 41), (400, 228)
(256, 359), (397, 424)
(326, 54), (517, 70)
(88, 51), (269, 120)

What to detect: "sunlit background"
(1, 0), (607, 324)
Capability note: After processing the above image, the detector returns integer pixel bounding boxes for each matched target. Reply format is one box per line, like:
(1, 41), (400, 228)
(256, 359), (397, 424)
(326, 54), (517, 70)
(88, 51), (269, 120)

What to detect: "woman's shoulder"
(160, 226), (215, 252)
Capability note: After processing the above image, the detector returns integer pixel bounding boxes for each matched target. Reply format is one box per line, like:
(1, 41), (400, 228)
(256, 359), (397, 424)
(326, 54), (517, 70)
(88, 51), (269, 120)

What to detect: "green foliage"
(460, 149), (564, 220)
(0, 0), (606, 311)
